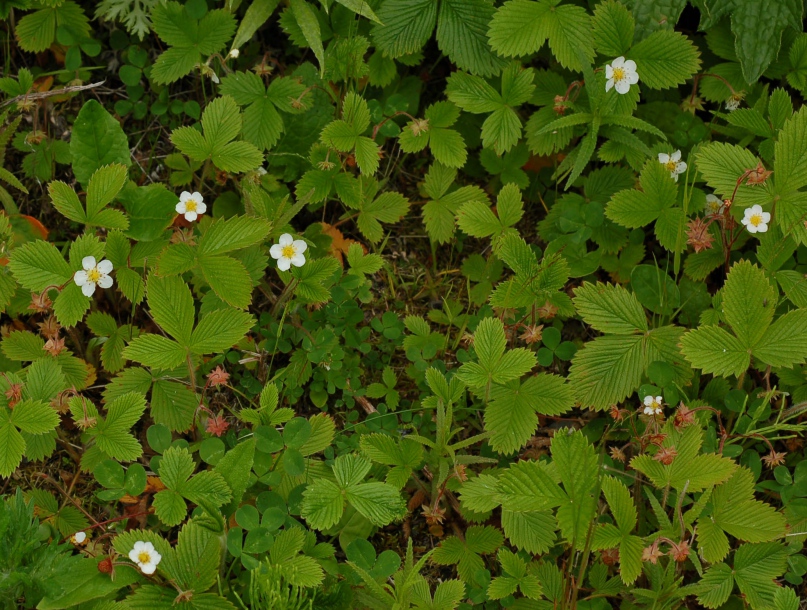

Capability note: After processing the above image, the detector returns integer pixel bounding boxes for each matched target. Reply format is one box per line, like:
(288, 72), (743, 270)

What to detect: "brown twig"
(0, 80), (106, 108)
(34, 473), (98, 525)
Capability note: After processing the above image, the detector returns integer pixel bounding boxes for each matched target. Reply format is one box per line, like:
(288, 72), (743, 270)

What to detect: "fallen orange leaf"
(321, 222), (365, 266)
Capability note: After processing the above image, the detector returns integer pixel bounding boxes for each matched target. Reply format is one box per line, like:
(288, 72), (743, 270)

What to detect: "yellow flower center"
(612, 67), (625, 82)
(665, 161), (678, 172)
(281, 245), (296, 259)
(185, 199), (198, 212)
(750, 214), (763, 227)
(138, 551), (151, 564)
(87, 268), (101, 283)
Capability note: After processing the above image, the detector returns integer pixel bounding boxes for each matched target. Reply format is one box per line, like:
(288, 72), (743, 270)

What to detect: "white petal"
(180, 191), (192, 202)
(97, 275), (113, 289)
(176, 201), (187, 214)
(605, 65), (614, 78)
(612, 56), (625, 67)
(151, 550), (162, 564)
(675, 162), (687, 174)
(746, 223), (758, 233)
(671, 150), (681, 162)
(615, 80), (630, 94)
(292, 239), (308, 253)
(279, 233), (293, 246)
(643, 396), (653, 406)
(627, 71), (640, 85)
(140, 562), (157, 575)
(74, 270), (88, 286)
(270, 244), (283, 259)
(196, 201), (207, 215)
(277, 257), (291, 272)
(623, 59), (637, 72)
(658, 153), (669, 164)
(741, 216), (750, 226)
(761, 212), (771, 223)
(129, 549), (140, 562)
(191, 192), (203, 203)
(671, 172), (679, 182)
(605, 78), (614, 92)
(757, 223), (768, 233)
(655, 396), (662, 403)
(133, 541), (146, 551)
(185, 211), (198, 222)
(82, 282), (97, 297)
(82, 256), (97, 271)
(290, 253), (306, 267)
(143, 542), (155, 552)
(97, 259), (113, 274)
(750, 204), (763, 214)
(74, 531), (86, 543)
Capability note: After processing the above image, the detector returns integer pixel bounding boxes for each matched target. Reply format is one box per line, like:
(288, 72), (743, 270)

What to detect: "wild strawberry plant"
(1, 0), (807, 609)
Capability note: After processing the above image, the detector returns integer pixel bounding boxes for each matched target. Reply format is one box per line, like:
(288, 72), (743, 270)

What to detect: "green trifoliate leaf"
(485, 374), (573, 454)
(456, 317), (535, 391)
(446, 63), (534, 155)
(422, 163), (489, 244)
(320, 92), (379, 175)
(171, 96), (264, 174)
(631, 424), (736, 493)
(220, 72), (311, 151)
(456, 183), (523, 249)
(153, 446), (232, 526)
(151, 1), (236, 84)
(488, 0), (594, 71)
(398, 101), (467, 168)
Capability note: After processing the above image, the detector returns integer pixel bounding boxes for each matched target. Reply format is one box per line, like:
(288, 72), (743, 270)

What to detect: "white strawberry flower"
(228, 48), (240, 59)
(658, 150), (687, 181)
(176, 191), (206, 222)
(270, 233), (307, 271)
(725, 97), (740, 111)
(643, 395), (663, 416)
(70, 531), (87, 545)
(705, 194), (725, 215)
(605, 57), (639, 95)
(74, 256), (114, 297)
(129, 540), (162, 575)
(741, 204), (771, 234)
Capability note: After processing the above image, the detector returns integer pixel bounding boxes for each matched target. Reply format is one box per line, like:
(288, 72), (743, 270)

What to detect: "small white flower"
(74, 256), (114, 297)
(725, 97), (740, 112)
(176, 191), (206, 222)
(70, 531), (87, 545)
(270, 234), (307, 271)
(129, 540), (162, 575)
(605, 56), (639, 95)
(705, 194), (725, 215)
(643, 395), (663, 416)
(228, 48), (240, 59)
(658, 150), (687, 181)
(741, 204), (771, 234)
